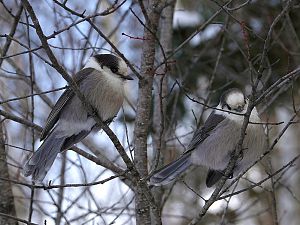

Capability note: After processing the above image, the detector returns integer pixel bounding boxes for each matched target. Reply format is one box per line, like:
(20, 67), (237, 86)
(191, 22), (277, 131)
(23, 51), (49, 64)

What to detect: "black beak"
(236, 106), (244, 112)
(118, 74), (134, 80)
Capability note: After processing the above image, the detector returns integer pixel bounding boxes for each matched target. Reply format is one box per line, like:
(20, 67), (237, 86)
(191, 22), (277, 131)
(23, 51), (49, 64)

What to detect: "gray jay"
(150, 88), (266, 187)
(23, 53), (133, 181)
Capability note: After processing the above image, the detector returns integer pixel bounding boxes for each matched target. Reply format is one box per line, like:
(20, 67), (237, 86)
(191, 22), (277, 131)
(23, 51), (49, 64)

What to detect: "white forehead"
(226, 92), (244, 106)
(83, 57), (102, 71)
(118, 57), (127, 75)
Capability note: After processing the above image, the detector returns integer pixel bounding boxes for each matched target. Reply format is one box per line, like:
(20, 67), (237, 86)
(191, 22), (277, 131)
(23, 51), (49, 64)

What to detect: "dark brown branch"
(0, 212), (38, 225)
(0, 4), (23, 66)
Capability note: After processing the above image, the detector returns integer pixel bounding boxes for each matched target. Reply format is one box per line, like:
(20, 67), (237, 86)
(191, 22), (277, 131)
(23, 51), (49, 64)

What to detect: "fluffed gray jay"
(150, 88), (266, 187)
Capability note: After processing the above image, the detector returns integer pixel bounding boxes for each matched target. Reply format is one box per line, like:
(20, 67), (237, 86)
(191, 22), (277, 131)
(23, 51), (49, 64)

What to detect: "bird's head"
(220, 88), (247, 113)
(84, 53), (133, 81)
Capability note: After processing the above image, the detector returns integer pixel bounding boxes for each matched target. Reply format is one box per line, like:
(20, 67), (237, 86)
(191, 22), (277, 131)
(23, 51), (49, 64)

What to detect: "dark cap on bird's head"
(92, 54), (133, 80)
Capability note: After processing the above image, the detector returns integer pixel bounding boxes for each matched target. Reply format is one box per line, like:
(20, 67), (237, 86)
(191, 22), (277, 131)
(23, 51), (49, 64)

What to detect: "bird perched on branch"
(23, 53), (133, 181)
(150, 88), (266, 187)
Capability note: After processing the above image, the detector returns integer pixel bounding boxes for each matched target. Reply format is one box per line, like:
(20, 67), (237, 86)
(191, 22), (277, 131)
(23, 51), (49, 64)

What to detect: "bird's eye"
(110, 67), (118, 73)
(226, 104), (232, 110)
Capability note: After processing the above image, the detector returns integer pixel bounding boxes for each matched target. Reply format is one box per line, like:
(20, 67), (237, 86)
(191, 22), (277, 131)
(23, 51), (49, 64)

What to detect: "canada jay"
(150, 88), (266, 187)
(23, 54), (133, 181)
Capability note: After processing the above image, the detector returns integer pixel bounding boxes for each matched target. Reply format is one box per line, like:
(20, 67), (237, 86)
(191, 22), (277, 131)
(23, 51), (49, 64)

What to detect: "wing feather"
(187, 112), (226, 152)
(40, 68), (95, 140)
(206, 169), (224, 187)
(40, 89), (73, 140)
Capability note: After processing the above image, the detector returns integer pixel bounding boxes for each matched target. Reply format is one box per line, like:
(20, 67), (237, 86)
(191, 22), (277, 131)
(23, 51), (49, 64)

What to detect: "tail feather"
(150, 153), (192, 186)
(23, 132), (65, 182)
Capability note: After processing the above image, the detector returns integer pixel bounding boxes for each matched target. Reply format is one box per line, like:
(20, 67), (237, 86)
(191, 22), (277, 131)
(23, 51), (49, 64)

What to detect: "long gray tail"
(23, 132), (65, 182)
(150, 153), (192, 186)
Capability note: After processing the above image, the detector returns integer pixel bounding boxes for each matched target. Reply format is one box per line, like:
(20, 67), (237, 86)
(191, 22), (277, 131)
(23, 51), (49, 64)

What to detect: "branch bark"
(151, 0), (176, 209)
(133, 1), (165, 224)
(0, 122), (17, 225)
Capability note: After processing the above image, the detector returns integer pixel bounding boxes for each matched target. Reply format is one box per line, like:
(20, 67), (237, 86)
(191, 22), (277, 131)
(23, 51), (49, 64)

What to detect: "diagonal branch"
(21, 0), (136, 173)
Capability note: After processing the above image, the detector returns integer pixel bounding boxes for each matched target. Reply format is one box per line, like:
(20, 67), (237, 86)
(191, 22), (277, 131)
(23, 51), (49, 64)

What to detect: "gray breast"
(79, 70), (124, 121)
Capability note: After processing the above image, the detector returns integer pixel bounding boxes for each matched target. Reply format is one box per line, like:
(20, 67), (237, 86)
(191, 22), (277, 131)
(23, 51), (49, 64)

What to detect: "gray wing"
(150, 112), (226, 186)
(186, 112), (226, 152)
(40, 68), (95, 140)
(187, 112), (227, 187)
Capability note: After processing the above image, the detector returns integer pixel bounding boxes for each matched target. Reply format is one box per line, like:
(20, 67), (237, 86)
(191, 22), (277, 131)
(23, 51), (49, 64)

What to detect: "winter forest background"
(0, 0), (300, 224)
